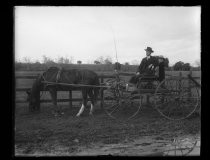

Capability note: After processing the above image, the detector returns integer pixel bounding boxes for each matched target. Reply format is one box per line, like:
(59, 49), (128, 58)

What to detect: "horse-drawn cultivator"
(102, 71), (200, 121)
(40, 68), (200, 121)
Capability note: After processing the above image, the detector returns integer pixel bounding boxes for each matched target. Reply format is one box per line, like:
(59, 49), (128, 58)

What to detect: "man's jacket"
(137, 56), (159, 75)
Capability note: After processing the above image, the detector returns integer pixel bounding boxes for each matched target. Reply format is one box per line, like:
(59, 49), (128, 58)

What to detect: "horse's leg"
(88, 89), (94, 115)
(48, 87), (60, 115)
(76, 89), (87, 117)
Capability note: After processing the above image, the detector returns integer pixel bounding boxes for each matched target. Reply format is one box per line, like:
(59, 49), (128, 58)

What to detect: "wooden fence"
(15, 71), (200, 110)
(15, 73), (132, 110)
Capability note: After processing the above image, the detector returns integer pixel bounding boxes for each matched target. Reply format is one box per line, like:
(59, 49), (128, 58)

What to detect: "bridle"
(39, 67), (62, 99)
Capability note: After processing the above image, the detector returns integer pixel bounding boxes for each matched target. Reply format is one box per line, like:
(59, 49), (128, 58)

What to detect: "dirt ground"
(15, 102), (200, 156)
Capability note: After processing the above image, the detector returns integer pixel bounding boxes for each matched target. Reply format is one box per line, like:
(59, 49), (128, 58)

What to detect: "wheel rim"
(154, 77), (199, 120)
(103, 78), (142, 121)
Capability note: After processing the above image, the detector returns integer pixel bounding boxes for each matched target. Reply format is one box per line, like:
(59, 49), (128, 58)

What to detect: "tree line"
(15, 55), (200, 71)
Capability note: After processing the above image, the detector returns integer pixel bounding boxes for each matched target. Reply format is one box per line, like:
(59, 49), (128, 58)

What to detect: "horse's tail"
(93, 75), (100, 103)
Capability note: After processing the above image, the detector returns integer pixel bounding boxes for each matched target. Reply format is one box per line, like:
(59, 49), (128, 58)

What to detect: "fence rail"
(15, 72), (135, 79)
(15, 71), (201, 110)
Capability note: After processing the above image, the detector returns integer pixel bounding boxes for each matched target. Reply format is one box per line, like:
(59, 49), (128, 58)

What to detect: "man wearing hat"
(136, 47), (158, 75)
(129, 47), (158, 84)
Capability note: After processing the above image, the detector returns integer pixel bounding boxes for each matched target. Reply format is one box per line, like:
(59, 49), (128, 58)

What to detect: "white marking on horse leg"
(76, 104), (85, 117)
(89, 103), (94, 115)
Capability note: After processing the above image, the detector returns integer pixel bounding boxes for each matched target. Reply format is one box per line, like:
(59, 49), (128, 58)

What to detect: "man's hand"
(136, 72), (140, 75)
(148, 64), (154, 70)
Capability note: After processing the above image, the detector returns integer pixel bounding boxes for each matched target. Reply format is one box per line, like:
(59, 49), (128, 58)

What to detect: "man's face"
(146, 50), (151, 56)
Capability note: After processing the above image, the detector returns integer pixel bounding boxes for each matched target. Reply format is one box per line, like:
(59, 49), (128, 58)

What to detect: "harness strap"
(56, 67), (62, 83)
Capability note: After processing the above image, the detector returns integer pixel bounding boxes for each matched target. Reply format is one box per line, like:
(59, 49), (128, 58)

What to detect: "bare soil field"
(15, 102), (200, 156)
(15, 70), (201, 156)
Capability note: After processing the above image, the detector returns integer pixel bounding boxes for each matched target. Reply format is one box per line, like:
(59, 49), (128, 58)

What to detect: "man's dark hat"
(144, 47), (154, 53)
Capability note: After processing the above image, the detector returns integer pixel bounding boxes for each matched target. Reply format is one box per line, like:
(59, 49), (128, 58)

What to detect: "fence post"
(146, 95), (150, 105)
(179, 72), (182, 93)
(188, 70), (192, 99)
(36, 91), (41, 111)
(100, 75), (104, 109)
(69, 90), (72, 108)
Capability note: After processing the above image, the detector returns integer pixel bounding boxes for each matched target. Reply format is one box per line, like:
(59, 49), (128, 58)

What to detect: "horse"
(26, 67), (100, 117)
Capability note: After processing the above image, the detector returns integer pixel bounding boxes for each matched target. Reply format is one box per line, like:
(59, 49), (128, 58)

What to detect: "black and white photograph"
(15, 6), (201, 156)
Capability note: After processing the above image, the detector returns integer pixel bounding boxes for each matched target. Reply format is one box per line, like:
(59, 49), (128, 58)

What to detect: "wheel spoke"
(103, 77), (141, 121)
(109, 104), (120, 115)
(154, 78), (199, 120)
(105, 102), (118, 111)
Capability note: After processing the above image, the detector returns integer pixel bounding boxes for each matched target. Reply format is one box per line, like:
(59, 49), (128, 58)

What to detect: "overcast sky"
(15, 6), (200, 66)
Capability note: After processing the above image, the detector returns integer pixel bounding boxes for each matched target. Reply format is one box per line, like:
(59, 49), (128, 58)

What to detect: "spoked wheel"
(103, 78), (141, 121)
(154, 77), (199, 120)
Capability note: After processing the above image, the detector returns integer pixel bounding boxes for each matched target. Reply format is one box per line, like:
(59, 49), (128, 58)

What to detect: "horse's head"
(26, 75), (43, 111)
(26, 89), (37, 110)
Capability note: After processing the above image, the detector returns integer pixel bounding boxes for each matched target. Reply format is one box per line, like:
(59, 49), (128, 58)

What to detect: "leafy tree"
(66, 56), (74, 64)
(21, 57), (32, 70)
(173, 61), (191, 71)
(183, 63), (191, 71)
(95, 56), (112, 64)
(97, 56), (104, 64)
(94, 60), (100, 64)
(42, 55), (55, 64)
(56, 56), (72, 64)
(173, 61), (185, 71)
(77, 60), (82, 64)
(104, 56), (113, 65)
(57, 56), (65, 64)
(22, 57), (31, 63)
(63, 58), (70, 64)
(124, 62), (130, 72)
(35, 60), (41, 64)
